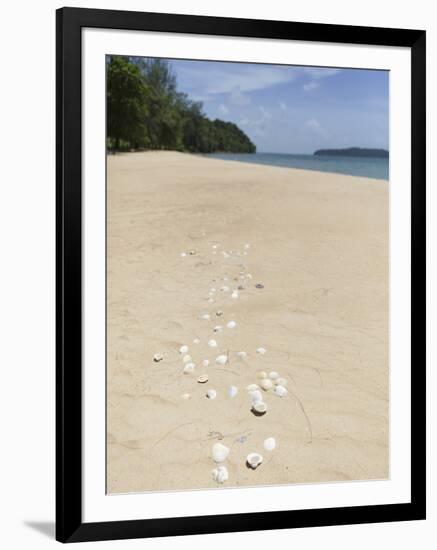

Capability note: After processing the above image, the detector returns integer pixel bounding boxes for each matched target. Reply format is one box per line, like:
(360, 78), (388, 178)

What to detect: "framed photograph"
(56, 7), (426, 543)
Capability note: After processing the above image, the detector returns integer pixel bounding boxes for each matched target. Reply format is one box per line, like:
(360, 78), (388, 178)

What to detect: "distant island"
(314, 147), (389, 158)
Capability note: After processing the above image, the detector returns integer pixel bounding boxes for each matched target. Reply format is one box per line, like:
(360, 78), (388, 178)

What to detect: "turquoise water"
(204, 152), (389, 181)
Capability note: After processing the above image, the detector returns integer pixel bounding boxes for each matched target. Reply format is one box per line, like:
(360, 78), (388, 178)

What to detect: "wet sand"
(106, 151), (389, 494)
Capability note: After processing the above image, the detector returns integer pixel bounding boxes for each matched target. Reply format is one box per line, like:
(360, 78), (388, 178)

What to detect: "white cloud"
(305, 118), (327, 137)
(279, 101), (287, 111)
(303, 67), (341, 79)
(218, 103), (229, 115)
(229, 87), (251, 106)
(303, 81), (319, 92)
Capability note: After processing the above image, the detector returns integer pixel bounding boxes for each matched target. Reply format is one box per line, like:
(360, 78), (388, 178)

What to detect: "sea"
(204, 152), (389, 181)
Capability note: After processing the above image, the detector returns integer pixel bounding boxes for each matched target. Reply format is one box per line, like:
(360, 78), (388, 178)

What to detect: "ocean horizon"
(204, 152), (389, 181)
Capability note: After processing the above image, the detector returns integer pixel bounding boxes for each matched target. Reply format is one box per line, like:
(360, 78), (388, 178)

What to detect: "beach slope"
(106, 151), (388, 494)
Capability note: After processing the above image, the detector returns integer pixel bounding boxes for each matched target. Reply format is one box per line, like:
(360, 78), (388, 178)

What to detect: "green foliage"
(106, 56), (256, 154)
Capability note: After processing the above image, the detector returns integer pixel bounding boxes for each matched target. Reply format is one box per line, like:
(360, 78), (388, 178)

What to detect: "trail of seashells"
(154, 242), (290, 485)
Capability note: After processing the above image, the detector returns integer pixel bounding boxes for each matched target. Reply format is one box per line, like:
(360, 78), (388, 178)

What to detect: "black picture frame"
(56, 6), (426, 543)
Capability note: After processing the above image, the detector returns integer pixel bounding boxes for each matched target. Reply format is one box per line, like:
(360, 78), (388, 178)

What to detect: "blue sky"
(168, 59), (389, 154)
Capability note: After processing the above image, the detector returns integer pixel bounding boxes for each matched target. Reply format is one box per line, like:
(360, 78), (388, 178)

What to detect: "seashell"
(213, 325), (223, 332)
(183, 363), (195, 374)
(188, 250), (196, 255)
(244, 243), (250, 249)
(193, 338), (200, 344)
(246, 273), (253, 279)
(179, 345), (189, 354)
(227, 320), (237, 329)
(211, 465), (229, 484)
(255, 283), (264, 289)
(222, 251), (230, 258)
(215, 354), (228, 365)
(206, 389), (217, 400)
(216, 310), (224, 317)
(180, 252), (187, 257)
(256, 371), (267, 380)
(200, 313), (211, 320)
(220, 286), (230, 292)
(275, 377), (287, 387)
(249, 389), (263, 405)
(260, 378), (273, 391)
(182, 354), (192, 364)
(237, 285), (244, 290)
(210, 288), (217, 293)
(202, 359), (210, 367)
(273, 385), (288, 397)
(181, 393), (191, 400)
(263, 437), (276, 451)
(246, 452), (263, 469)
(237, 351), (247, 359)
(197, 374), (209, 383)
(246, 384), (260, 392)
(228, 385), (238, 398)
(208, 339), (218, 348)
(207, 298), (214, 303)
(231, 291), (239, 299)
(212, 245), (218, 249)
(251, 401), (267, 415)
(269, 371), (279, 380)
(153, 353), (163, 362)
(256, 347), (267, 355)
(212, 442), (229, 462)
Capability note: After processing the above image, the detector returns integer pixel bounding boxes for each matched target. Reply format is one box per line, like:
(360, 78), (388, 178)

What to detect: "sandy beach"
(106, 151), (388, 494)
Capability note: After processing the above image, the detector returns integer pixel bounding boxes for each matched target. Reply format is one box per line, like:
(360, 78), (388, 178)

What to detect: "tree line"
(106, 56), (256, 154)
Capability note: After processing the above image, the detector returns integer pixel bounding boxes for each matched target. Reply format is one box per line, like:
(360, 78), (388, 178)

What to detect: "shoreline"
(108, 149), (388, 182)
(106, 151), (389, 494)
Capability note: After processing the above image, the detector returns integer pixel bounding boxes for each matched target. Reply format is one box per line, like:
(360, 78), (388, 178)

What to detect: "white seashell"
(273, 385), (288, 397)
(256, 371), (267, 380)
(263, 437), (276, 451)
(246, 273), (253, 279)
(153, 353), (163, 362)
(215, 354), (228, 365)
(256, 347), (267, 355)
(183, 363), (195, 374)
(181, 393), (191, 400)
(220, 286), (230, 292)
(228, 385), (238, 398)
(222, 251), (230, 258)
(213, 325), (223, 332)
(182, 354), (192, 364)
(200, 313), (211, 320)
(212, 442), (229, 462)
(231, 291), (239, 299)
(237, 351), (247, 359)
(206, 389), (217, 400)
(247, 452), (263, 469)
(180, 252), (187, 257)
(249, 389), (263, 405)
(244, 243), (250, 249)
(251, 401), (267, 415)
(260, 378), (273, 391)
(202, 359), (210, 367)
(275, 377), (287, 387)
(210, 288), (217, 293)
(211, 465), (228, 484)
(197, 374), (209, 383)
(179, 345), (189, 354)
(208, 339), (218, 348)
(212, 245), (218, 249)
(193, 338), (200, 344)
(269, 371), (279, 380)
(227, 320), (237, 329)
(246, 384), (260, 392)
